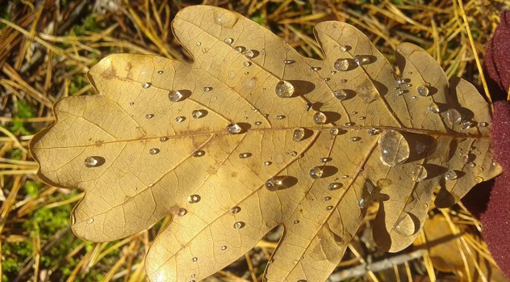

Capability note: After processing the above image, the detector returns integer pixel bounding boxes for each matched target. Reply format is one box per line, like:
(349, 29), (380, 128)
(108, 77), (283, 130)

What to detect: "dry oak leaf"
(30, 5), (502, 282)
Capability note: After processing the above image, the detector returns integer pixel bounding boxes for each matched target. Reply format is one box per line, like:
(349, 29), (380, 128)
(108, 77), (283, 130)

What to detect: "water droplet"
(323, 196), (332, 201)
(157, 70), (164, 75)
(234, 46), (243, 53)
(142, 82), (152, 89)
(145, 114), (154, 119)
(192, 257), (198, 262)
(339, 45), (348, 52)
(192, 110), (205, 119)
(326, 206), (333, 210)
(245, 50), (255, 58)
(265, 176), (287, 191)
(330, 128), (340, 135)
(254, 121), (262, 126)
(428, 103), (440, 113)
(393, 213), (417, 236)
(221, 245), (227, 250)
(334, 59), (351, 71)
(275, 80), (295, 98)
(160, 137), (169, 142)
(313, 112), (327, 125)
(444, 170), (458, 181)
(358, 198), (367, 208)
(178, 208), (187, 216)
(462, 120), (475, 129)
(188, 194), (201, 203)
(149, 148), (160, 155)
(332, 90), (348, 101)
(310, 66), (321, 71)
(87, 218), (94, 224)
(243, 61), (252, 67)
(84, 156), (100, 167)
(354, 55), (371, 66)
(196, 41), (201, 46)
(340, 79), (348, 83)
(411, 164), (427, 182)
(479, 122), (489, 127)
(293, 128), (305, 141)
(328, 183), (342, 190)
(379, 130), (410, 167)
(224, 38), (234, 45)
(475, 176), (484, 183)
(344, 122), (354, 127)
(293, 220), (300, 224)
(350, 137), (361, 142)
(367, 128), (380, 135)
(230, 206), (241, 214)
(233, 221), (245, 229)
(193, 150), (205, 157)
(342, 175), (349, 179)
(309, 167), (324, 179)
(446, 109), (462, 125)
(417, 85), (430, 96)
(227, 123), (242, 134)
(203, 86), (213, 92)
(175, 116), (186, 123)
(283, 59), (295, 64)
(263, 161), (272, 166)
(129, 102), (134, 106)
(239, 152), (252, 159)
(276, 115), (286, 120)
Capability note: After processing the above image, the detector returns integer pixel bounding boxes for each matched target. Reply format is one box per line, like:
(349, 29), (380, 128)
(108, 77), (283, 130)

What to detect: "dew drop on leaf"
(233, 221), (245, 229)
(224, 37), (234, 45)
(283, 59), (295, 64)
(330, 128), (340, 135)
(203, 86), (213, 92)
(475, 176), (484, 183)
(339, 45), (348, 52)
(145, 114), (154, 119)
(379, 130), (410, 167)
(192, 110), (205, 119)
(350, 137), (361, 142)
(462, 120), (475, 129)
(367, 128), (380, 135)
(309, 167), (324, 179)
(328, 183), (342, 190)
(313, 112), (327, 125)
(276, 115), (286, 120)
(446, 108), (462, 125)
(444, 170), (458, 181)
(293, 128), (305, 141)
(227, 123), (242, 134)
(479, 122), (489, 127)
(393, 213), (417, 236)
(428, 103), (440, 113)
(310, 66), (321, 71)
(221, 245), (227, 250)
(293, 220), (300, 224)
(87, 218), (94, 224)
(175, 116), (185, 123)
(243, 61), (252, 67)
(323, 196), (332, 201)
(334, 59), (350, 71)
(263, 161), (272, 166)
(149, 148), (160, 155)
(159, 137), (169, 142)
(188, 194), (201, 203)
(192, 257), (198, 262)
(192, 150), (205, 157)
(325, 206), (333, 210)
(245, 49), (255, 58)
(239, 152), (252, 159)
(417, 85), (430, 96)
(354, 55), (371, 66)
(84, 156), (100, 167)
(230, 206), (241, 214)
(358, 198), (367, 208)
(178, 208), (187, 216)
(265, 176), (287, 191)
(275, 80), (295, 98)
(411, 164), (427, 182)
(142, 82), (152, 89)
(157, 70), (164, 75)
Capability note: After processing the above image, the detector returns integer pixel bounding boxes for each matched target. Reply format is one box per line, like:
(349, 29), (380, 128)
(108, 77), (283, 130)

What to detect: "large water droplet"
(309, 167), (324, 179)
(411, 164), (427, 182)
(227, 123), (242, 134)
(354, 55), (371, 66)
(444, 170), (458, 181)
(379, 130), (410, 167)
(245, 50), (255, 59)
(233, 221), (245, 229)
(188, 194), (201, 203)
(333, 90), (348, 101)
(293, 128), (305, 141)
(334, 59), (351, 71)
(149, 148), (160, 155)
(417, 85), (430, 96)
(84, 156), (100, 167)
(313, 112), (327, 125)
(446, 109), (462, 125)
(275, 80), (295, 98)
(393, 213), (417, 236)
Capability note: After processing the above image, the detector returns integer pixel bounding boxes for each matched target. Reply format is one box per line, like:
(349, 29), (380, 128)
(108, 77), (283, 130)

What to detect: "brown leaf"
(30, 6), (501, 282)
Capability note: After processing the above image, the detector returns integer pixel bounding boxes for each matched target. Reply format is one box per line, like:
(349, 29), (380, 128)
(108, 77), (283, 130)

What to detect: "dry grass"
(1, 0), (509, 281)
